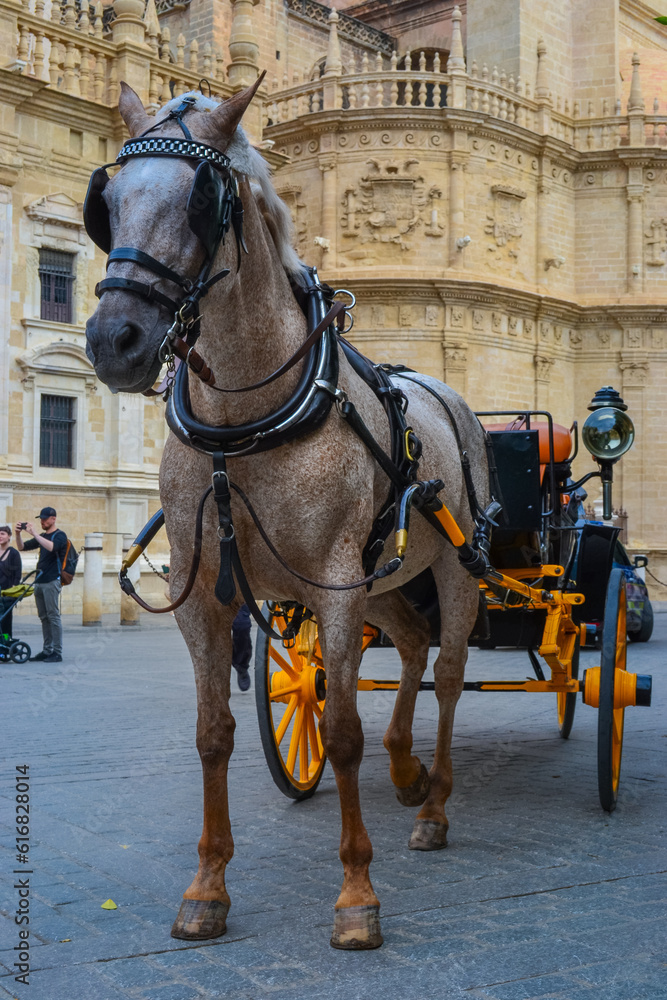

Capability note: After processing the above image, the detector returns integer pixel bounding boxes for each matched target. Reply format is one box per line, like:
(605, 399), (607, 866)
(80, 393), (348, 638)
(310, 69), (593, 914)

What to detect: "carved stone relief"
(472, 309), (484, 331)
(276, 186), (308, 257)
(399, 304), (413, 327)
(339, 159), (444, 263)
(485, 185), (526, 271)
(450, 306), (464, 328)
(534, 354), (554, 381)
(625, 328), (643, 348)
(508, 316), (520, 336)
(425, 305), (440, 327)
(619, 360), (649, 387)
(645, 219), (667, 267)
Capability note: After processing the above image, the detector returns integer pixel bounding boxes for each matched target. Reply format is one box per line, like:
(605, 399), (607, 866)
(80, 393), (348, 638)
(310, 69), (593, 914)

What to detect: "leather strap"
(108, 248), (191, 289)
(206, 300), (346, 394)
(119, 486), (211, 614)
(95, 277), (180, 313)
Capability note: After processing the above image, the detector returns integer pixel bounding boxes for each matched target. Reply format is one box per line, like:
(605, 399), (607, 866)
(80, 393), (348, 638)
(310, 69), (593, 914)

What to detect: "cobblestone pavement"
(1, 611), (665, 1000)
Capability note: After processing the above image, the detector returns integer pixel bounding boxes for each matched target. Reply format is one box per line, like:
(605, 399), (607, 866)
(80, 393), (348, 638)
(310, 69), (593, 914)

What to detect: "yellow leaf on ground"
(101, 899), (117, 910)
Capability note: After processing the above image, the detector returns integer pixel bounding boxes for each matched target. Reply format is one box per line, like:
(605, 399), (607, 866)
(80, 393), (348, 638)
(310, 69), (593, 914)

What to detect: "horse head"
(84, 77), (264, 393)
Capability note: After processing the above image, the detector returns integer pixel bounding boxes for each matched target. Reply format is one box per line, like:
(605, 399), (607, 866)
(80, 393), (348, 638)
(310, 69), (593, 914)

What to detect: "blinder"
(187, 161), (233, 260)
(83, 167), (112, 254)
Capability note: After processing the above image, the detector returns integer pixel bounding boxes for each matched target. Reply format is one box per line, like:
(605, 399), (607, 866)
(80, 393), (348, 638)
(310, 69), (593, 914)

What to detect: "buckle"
(332, 289), (355, 334)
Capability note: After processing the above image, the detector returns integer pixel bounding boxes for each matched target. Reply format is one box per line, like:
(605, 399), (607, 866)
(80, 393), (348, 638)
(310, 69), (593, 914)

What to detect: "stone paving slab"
(1, 613), (666, 999)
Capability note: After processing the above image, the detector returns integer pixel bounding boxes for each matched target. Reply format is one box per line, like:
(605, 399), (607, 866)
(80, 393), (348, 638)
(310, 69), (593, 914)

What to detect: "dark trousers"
(232, 605), (252, 669)
(0, 598), (13, 638)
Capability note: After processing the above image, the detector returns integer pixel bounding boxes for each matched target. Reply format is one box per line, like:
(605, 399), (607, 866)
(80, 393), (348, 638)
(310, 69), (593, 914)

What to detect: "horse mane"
(155, 92), (305, 283)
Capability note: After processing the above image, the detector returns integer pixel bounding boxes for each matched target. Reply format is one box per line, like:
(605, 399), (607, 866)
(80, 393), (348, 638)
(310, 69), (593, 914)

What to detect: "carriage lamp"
(582, 387), (635, 519)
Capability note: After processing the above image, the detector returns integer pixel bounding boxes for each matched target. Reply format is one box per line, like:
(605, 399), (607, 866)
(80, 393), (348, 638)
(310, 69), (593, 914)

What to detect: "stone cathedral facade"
(1, 0), (666, 611)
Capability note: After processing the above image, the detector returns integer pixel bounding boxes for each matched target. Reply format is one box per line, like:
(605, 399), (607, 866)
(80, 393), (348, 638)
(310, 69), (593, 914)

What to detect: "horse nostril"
(113, 323), (140, 356)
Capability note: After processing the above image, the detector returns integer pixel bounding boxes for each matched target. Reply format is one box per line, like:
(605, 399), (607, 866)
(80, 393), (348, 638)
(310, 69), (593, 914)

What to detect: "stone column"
(534, 353), (554, 411)
(619, 349), (649, 549)
(120, 533), (140, 626)
(322, 9), (342, 111)
(318, 152), (338, 268)
(626, 181), (644, 293)
(82, 532), (104, 626)
(0, 173), (18, 469)
(111, 0), (150, 102)
(449, 151), (467, 267)
(446, 6), (467, 109)
(536, 174), (550, 287)
(535, 39), (552, 136)
(627, 52), (645, 147)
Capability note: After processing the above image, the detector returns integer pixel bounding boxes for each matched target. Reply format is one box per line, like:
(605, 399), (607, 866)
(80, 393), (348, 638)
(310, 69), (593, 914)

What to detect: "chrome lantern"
(582, 387), (635, 519)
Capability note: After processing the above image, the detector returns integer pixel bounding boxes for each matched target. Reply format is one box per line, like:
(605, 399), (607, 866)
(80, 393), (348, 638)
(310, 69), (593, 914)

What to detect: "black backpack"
(59, 538), (79, 586)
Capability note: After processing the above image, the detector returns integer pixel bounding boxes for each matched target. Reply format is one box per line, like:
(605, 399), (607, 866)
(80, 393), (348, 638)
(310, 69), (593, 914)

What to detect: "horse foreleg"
(170, 595), (237, 940)
(409, 558), (478, 852)
(366, 590), (432, 806)
(317, 594), (383, 950)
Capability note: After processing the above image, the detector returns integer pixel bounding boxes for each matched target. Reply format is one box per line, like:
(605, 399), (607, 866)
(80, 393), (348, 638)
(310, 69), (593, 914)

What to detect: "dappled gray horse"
(84, 80), (489, 949)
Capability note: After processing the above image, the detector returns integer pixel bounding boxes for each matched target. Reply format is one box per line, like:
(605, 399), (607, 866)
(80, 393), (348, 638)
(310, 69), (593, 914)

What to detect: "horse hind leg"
(409, 556), (478, 852)
(366, 590), (432, 806)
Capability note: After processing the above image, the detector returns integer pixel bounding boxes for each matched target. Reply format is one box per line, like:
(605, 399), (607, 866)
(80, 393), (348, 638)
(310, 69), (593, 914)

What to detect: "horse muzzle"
(86, 305), (165, 393)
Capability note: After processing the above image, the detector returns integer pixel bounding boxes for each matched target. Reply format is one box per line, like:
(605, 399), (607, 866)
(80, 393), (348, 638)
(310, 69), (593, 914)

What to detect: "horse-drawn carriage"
(85, 79), (654, 950)
(255, 390), (652, 816)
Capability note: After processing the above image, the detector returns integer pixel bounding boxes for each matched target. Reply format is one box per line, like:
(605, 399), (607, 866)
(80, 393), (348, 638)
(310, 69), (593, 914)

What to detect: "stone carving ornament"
(485, 185), (526, 270)
(340, 159), (444, 259)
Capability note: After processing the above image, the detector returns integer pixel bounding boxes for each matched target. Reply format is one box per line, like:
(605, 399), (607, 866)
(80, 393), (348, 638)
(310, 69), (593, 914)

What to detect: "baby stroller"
(0, 570), (39, 663)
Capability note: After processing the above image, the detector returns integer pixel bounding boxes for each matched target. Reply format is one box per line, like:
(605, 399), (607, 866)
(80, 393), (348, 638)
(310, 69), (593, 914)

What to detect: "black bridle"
(84, 97), (245, 367)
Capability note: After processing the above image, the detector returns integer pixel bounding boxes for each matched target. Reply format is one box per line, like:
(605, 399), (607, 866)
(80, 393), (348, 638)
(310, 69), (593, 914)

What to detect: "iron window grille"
(39, 249), (74, 324)
(40, 394), (76, 468)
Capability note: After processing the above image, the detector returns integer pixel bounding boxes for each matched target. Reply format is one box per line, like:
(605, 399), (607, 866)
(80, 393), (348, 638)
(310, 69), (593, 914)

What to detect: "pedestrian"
(232, 604), (252, 691)
(16, 507), (67, 663)
(0, 525), (22, 638)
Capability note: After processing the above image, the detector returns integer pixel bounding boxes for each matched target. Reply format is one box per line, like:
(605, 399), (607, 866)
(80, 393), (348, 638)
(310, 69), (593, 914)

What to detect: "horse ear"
(200, 71), (267, 141)
(118, 81), (152, 137)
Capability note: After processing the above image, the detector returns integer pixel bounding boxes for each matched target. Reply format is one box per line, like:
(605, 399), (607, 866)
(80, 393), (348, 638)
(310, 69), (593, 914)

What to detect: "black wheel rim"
(254, 606), (326, 801)
(598, 568), (627, 812)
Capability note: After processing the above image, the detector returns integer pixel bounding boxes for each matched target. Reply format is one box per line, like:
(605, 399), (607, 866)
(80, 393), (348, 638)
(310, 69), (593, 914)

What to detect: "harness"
(88, 98), (496, 642)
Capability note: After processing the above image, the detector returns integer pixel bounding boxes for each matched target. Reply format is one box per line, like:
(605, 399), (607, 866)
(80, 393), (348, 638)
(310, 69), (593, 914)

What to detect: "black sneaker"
(29, 651), (48, 661)
(42, 653), (62, 663)
(234, 665), (251, 692)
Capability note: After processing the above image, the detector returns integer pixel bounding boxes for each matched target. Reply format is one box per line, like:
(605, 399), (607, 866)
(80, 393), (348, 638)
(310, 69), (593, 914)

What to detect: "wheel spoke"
(269, 681), (301, 701)
(269, 645), (299, 681)
(286, 704), (304, 775)
(299, 716), (309, 782)
(305, 708), (321, 766)
(274, 694), (298, 746)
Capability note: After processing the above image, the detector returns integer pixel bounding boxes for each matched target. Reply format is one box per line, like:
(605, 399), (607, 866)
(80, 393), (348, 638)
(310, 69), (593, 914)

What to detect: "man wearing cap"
(16, 507), (67, 663)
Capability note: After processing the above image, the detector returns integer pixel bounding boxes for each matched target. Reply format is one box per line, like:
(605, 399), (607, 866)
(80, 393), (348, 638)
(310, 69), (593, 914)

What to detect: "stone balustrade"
(265, 52), (450, 127)
(9, 0), (231, 109)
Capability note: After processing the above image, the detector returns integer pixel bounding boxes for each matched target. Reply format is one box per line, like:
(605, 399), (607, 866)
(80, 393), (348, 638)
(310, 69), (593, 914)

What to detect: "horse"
(84, 79), (490, 950)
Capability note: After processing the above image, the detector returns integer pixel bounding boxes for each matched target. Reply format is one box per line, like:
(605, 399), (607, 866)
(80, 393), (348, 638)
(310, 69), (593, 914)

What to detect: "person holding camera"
(0, 525), (22, 638)
(16, 507), (67, 663)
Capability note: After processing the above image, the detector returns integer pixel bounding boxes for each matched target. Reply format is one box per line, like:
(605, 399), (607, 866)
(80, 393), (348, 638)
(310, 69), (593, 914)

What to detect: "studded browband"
(116, 136), (232, 172)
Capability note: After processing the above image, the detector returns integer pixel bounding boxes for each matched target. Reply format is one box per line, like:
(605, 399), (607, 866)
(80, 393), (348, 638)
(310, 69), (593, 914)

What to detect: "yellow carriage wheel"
(254, 605), (327, 800)
(598, 567), (628, 812)
(557, 637), (579, 740)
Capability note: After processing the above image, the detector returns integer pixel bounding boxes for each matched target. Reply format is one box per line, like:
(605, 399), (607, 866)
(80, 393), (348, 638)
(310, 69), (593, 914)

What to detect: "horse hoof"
(330, 905), (383, 950)
(171, 899), (229, 940)
(408, 818), (448, 851)
(395, 762), (430, 807)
